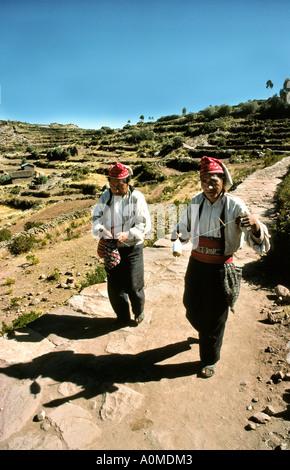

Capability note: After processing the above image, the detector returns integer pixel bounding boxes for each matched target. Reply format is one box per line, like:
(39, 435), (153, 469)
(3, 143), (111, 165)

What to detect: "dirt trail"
(0, 157), (289, 451)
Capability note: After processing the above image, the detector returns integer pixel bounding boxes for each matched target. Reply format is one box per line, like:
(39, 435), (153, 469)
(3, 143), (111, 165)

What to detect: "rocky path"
(0, 157), (290, 451)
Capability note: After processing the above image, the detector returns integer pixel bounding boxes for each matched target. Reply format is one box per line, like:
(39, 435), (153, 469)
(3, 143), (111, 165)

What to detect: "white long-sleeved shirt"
(92, 188), (151, 247)
(176, 191), (270, 256)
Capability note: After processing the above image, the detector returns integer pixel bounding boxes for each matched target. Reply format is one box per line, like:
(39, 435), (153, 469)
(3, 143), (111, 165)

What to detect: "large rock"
(0, 375), (42, 442)
(100, 384), (144, 423)
(275, 285), (290, 304)
(48, 402), (101, 450)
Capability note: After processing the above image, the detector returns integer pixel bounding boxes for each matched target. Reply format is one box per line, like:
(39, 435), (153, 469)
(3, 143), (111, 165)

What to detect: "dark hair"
(108, 176), (131, 184)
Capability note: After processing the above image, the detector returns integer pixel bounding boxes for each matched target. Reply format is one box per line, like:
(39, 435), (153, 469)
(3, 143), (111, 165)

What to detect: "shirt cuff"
(251, 226), (264, 245)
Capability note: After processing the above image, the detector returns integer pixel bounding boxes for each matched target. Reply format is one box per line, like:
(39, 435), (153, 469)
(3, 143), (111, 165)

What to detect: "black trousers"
(107, 244), (145, 321)
(183, 256), (229, 366)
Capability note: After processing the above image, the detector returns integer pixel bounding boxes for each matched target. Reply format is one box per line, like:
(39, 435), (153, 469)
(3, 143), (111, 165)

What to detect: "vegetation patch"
(8, 234), (36, 255)
(1, 310), (42, 335)
(267, 166), (290, 284)
(0, 227), (12, 241)
(79, 265), (107, 290)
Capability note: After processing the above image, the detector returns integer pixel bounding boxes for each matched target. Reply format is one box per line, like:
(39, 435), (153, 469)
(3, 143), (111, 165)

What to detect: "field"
(1, 102), (290, 332)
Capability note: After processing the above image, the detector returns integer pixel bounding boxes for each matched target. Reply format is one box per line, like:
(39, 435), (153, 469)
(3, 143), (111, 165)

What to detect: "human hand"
(115, 231), (130, 243)
(235, 213), (260, 235)
(102, 228), (113, 239)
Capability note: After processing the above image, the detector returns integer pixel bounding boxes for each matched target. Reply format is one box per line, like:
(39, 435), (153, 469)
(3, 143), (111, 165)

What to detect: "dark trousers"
(183, 256), (229, 366)
(107, 244), (145, 321)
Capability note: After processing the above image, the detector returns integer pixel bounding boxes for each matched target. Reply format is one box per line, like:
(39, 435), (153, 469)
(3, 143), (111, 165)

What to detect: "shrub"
(126, 129), (155, 144)
(8, 235), (35, 255)
(69, 183), (97, 195)
(4, 277), (15, 286)
(134, 163), (165, 183)
(24, 221), (43, 231)
(46, 146), (70, 161)
(26, 253), (40, 265)
(79, 265), (107, 290)
(47, 268), (60, 281)
(34, 174), (48, 185)
(0, 174), (11, 185)
(266, 168), (290, 284)
(157, 114), (181, 122)
(0, 228), (12, 241)
(5, 198), (41, 210)
(1, 310), (42, 335)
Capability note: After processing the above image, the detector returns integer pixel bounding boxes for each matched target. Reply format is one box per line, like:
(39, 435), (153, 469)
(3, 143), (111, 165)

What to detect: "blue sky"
(0, 0), (289, 129)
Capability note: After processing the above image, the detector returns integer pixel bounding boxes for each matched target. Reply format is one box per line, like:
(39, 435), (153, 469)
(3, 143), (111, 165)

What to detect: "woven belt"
(191, 236), (233, 264)
(194, 245), (223, 255)
(191, 250), (233, 264)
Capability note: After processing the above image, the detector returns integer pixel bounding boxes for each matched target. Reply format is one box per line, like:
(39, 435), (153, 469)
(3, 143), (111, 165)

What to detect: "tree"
(266, 80), (274, 89)
(279, 77), (290, 103)
(182, 107), (187, 115)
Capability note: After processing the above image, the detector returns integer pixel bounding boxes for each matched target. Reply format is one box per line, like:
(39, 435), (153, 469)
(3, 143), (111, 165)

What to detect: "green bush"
(8, 235), (35, 255)
(79, 265), (107, 290)
(0, 228), (12, 241)
(69, 183), (97, 195)
(126, 129), (155, 144)
(0, 174), (11, 185)
(265, 167), (290, 284)
(1, 310), (42, 335)
(24, 221), (43, 231)
(47, 268), (60, 281)
(157, 114), (181, 122)
(4, 198), (41, 210)
(46, 146), (71, 161)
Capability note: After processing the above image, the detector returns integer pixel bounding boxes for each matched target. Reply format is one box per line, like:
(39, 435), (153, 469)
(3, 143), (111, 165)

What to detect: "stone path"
(0, 157), (289, 451)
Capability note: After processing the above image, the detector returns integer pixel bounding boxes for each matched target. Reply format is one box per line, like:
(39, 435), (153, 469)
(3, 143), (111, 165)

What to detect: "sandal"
(134, 312), (144, 324)
(201, 365), (215, 378)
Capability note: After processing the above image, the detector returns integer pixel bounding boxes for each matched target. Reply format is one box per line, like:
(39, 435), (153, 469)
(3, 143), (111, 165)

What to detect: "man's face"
(200, 173), (224, 203)
(109, 179), (129, 196)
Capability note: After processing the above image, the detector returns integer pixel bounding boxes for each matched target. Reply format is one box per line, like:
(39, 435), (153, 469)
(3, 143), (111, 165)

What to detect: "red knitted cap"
(200, 156), (224, 174)
(109, 162), (130, 179)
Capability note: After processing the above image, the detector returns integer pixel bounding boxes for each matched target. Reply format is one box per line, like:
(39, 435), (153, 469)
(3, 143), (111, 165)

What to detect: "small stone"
(58, 283), (68, 288)
(245, 422), (256, 431)
(263, 405), (275, 416)
(252, 397), (259, 403)
(276, 443), (287, 450)
(275, 285), (289, 298)
(267, 312), (277, 324)
(251, 412), (271, 424)
(272, 370), (285, 382)
(246, 405), (253, 411)
(40, 421), (51, 431)
(36, 410), (46, 421)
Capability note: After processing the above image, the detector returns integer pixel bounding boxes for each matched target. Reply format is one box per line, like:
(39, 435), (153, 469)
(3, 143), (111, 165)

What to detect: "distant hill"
(1, 86), (290, 161)
(0, 83), (290, 207)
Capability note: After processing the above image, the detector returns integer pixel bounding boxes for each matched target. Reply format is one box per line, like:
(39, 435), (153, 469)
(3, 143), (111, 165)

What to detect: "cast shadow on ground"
(8, 313), (135, 342)
(241, 255), (286, 290)
(0, 338), (200, 408)
(274, 388), (290, 421)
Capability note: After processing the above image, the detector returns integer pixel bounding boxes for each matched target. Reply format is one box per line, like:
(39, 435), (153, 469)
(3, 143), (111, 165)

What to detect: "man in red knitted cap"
(92, 163), (151, 326)
(172, 156), (270, 378)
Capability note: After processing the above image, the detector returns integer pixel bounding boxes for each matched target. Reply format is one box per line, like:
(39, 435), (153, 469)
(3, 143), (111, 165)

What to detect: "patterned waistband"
(191, 250), (234, 264)
(194, 245), (223, 255)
